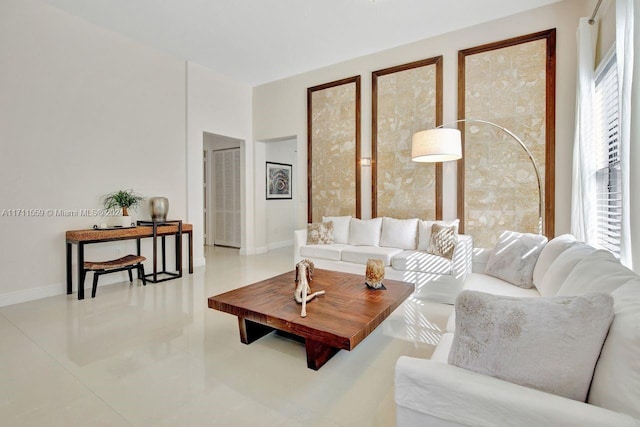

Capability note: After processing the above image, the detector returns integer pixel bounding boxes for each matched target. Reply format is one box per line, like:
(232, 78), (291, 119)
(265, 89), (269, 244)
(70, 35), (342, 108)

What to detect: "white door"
(213, 148), (241, 247)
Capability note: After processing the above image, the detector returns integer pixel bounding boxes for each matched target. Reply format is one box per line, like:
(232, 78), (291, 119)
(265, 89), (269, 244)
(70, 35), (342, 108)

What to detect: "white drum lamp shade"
(411, 128), (462, 162)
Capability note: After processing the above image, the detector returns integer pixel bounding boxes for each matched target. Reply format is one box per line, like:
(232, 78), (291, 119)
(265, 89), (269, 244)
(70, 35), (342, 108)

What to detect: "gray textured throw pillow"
(448, 290), (614, 402)
(484, 231), (548, 288)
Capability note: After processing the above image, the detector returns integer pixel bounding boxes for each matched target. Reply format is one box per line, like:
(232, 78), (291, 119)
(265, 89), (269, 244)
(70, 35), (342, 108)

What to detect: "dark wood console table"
(66, 223), (193, 300)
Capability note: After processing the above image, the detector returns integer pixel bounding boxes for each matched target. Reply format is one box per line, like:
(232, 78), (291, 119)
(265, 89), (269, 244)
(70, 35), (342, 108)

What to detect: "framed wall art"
(266, 161), (292, 200)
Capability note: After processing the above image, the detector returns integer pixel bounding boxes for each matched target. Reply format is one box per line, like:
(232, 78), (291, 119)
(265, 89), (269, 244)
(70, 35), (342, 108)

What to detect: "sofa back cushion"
(379, 217), (418, 250)
(449, 290), (614, 402)
(349, 217), (383, 246)
(556, 250), (636, 297)
(536, 242), (597, 297)
(417, 219), (459, 250)
(484, 231), (547, 289)
(322, 215), (351, 244)
(588, 280), (640, 418)
(532, 234), (577, 287)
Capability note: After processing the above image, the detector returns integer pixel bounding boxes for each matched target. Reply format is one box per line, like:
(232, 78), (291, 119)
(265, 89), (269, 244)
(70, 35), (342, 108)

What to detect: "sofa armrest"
(451, 235), (473, 279)
(294, 229), (307, 265)
(395, 357), (639, 427)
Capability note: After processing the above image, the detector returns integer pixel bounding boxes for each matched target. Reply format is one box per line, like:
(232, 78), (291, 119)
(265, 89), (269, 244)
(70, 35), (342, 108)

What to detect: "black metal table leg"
(66, 242), (72, 294)
(152, 222), (158, 282)
(77, 243), (85, 300)
(136, 238), (142, 278)
(161, 235), (166, 272)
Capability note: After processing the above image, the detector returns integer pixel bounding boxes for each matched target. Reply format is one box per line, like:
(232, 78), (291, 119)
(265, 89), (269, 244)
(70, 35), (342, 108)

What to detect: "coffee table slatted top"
(208, 269), (414, 351)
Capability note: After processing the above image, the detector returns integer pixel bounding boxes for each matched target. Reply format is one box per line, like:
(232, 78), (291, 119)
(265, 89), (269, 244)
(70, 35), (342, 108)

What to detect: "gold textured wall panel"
(463, 39), (547, 248)
(375, 64), (438, 220)
(310, 81), (357, 222)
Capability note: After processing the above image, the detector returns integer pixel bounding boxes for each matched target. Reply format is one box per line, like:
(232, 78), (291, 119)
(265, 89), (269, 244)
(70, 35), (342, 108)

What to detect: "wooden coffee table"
(208, 269), (414, 370)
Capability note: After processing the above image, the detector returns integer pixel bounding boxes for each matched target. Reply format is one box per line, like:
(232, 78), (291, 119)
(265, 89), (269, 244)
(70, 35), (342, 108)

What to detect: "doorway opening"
(203, 132), (242, 248)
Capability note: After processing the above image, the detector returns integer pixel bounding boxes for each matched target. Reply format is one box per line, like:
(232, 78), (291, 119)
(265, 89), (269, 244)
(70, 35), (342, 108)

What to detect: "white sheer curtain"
(617, 0), (634, 268)
(571, 18), (598, 243)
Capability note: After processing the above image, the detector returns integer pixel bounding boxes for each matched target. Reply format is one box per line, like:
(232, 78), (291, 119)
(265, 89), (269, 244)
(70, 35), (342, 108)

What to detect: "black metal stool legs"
(92, 270), (102, 298)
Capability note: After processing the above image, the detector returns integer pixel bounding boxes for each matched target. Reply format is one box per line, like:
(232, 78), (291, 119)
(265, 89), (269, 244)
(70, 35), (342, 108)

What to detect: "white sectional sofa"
(294, 216), (473, 304)
(395, 234), (640, 426)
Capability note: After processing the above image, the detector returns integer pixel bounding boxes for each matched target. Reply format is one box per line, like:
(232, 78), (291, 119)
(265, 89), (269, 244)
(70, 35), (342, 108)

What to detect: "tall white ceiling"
(39, 0), (562, 86)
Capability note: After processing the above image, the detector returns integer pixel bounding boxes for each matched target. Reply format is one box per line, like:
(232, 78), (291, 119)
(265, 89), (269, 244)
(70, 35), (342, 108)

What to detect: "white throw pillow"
(556, 250), (636, 296)
(588, 280), (640, 418)
(449, 290), (614, 402)
(348, 217), (383, 246)
(417, 219), (459, 250)
(537, 243), (597, 297)
(379, 217), (418, 250)
(532, 234), (577, 287)
(322, 215), (351, 244)
(484, 231), (548, 288)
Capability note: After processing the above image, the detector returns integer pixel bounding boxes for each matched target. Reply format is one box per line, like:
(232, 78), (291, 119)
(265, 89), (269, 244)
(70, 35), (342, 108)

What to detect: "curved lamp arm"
(415, 118), (543, 234)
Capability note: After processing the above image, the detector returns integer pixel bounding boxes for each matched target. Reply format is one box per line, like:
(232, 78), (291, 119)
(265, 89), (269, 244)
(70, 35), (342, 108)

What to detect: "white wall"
(253, 0), (591, 238)
(262, 139), (297, 250)
(0, 0), (187, 305)
(186, 62), (253, 258)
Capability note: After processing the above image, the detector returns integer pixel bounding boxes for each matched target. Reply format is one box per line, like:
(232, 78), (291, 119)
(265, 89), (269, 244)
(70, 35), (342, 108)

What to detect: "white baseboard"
(239, 243), (290, 256)
(267, 240), (293, 250)
(0, 282), (67, 307)
(0, 259), (205, 308)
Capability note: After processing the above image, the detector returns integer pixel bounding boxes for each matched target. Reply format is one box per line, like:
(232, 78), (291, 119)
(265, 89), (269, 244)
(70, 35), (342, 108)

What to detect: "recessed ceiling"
(39, 0), (562, 86)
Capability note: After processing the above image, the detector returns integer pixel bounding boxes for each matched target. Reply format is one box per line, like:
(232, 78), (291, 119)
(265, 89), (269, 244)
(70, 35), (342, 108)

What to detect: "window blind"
(593, 52), (621, 256)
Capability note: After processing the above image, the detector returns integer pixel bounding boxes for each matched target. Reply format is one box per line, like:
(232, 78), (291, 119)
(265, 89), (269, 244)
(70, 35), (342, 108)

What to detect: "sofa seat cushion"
(341, 246), (403, 266)
(462, 273), (541, 298)
(391, 250), (452, 274)
(300, 243), (351, 261)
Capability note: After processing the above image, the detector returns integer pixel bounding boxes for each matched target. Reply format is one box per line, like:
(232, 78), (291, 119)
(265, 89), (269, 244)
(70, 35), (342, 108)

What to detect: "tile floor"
(0, 246), (452, 426)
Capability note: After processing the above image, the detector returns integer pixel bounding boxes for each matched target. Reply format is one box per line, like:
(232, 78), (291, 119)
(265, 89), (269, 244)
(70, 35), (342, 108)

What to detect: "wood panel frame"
(457, 29), (556, 238)
(372, 56), (443, 219)
(307, 76), (361, 223)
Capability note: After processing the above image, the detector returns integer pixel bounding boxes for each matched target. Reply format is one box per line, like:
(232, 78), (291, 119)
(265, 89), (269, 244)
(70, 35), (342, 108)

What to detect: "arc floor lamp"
(411, 119), (543, 234)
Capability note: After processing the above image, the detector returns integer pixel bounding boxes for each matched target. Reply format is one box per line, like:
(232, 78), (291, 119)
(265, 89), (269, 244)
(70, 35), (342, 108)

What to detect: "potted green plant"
(102, 189), (144, 227)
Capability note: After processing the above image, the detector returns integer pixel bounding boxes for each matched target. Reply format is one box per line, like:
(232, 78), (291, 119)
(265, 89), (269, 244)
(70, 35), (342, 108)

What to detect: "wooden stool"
(82, 254), (147, 298)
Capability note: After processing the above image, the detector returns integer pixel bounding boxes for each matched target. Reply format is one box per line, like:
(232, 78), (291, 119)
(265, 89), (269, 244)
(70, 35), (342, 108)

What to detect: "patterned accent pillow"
(306, 221), (334, 245)
(427, 223), (457, 259)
